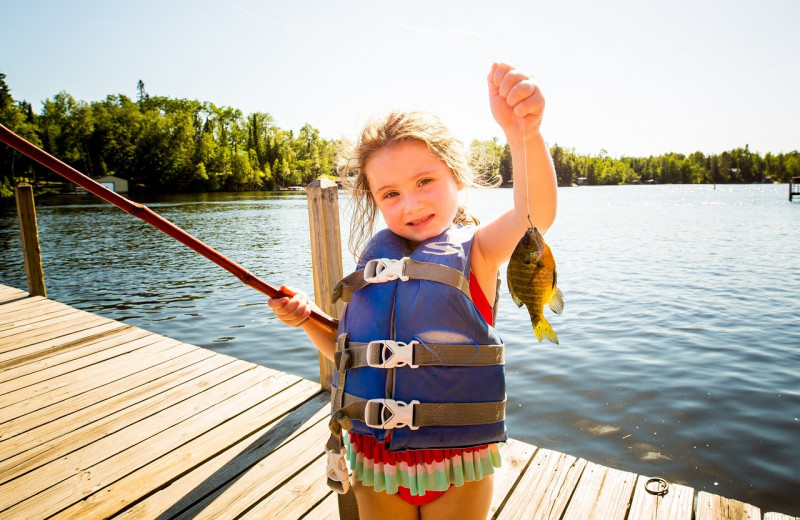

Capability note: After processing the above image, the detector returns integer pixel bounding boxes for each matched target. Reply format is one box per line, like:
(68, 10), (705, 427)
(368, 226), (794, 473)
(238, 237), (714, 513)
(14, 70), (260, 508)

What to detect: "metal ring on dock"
(644, 477), (669, 496)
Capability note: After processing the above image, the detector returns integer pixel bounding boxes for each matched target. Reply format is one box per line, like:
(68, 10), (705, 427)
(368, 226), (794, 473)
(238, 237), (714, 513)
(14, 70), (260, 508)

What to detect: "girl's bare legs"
(421, 475), (494, 520)
(352, 479), (420, 520)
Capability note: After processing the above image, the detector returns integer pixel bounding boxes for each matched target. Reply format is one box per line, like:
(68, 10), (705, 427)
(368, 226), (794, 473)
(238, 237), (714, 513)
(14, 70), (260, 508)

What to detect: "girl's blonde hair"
(339, 110), (497, 257)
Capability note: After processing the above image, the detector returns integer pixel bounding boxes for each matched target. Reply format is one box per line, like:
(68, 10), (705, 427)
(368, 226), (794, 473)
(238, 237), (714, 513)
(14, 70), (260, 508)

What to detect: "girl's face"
(365, 140), (461, 244)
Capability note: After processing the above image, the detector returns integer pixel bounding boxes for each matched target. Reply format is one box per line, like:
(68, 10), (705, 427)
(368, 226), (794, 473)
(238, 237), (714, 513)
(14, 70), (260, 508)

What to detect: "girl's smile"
(408, 214), (434, 226)
(365, 140), (461, 243)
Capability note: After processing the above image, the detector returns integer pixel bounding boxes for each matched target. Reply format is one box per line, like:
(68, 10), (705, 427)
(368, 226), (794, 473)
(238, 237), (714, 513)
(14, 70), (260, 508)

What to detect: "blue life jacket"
(331, 225), (507, 451)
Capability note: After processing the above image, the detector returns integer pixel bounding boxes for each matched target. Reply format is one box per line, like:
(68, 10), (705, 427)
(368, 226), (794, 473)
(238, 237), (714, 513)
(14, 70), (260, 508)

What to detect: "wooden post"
(307, 179), (344, 391)
(790, 177), (800, 202)
(15, 183), (46, 297)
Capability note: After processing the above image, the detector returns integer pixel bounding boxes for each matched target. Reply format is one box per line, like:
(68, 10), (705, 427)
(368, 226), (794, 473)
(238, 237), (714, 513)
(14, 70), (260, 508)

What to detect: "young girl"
(268, 62), (557, 520)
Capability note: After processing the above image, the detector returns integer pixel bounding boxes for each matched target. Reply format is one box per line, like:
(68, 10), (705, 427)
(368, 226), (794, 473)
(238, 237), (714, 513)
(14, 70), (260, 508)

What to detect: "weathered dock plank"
(50, 383), (325, 519)
(238, 454), (331, 520)
(495, 447), (587, 520)
(0, 326), (153, 385)
(0, 349), (222, 469)
(561, 461), (637, 520)
(0, 302), (78, 329)
(0, 350), (240, 477)
(0, 285), (28, 303)
(2, 365), (294, 518)
(170, 411), (331, 519)
(0, 305), (92, 337)
(764, 513), (800, 520)
(112, 394), (328, 519)
(0, 312), (114, 352)
(0, 339), (192, 421)
(0, 320), (131, 369)
(696, 491), (762, 520)
(306, 493), (340, 520)
(0, 286), (795, 520)
(489, 438), (538, 517)
(0, 328), (163, 392)
(628, 474), (694, 520)
(0, 297), (58, 322)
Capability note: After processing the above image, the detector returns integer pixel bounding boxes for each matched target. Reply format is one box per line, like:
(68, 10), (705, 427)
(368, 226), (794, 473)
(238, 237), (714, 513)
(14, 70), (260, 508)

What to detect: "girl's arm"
(267, 285), (337, 360)
(472, 62), (558, 284)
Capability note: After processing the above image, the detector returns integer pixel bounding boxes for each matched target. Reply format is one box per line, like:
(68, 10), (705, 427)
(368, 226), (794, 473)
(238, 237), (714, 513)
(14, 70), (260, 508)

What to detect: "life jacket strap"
(325, 445), (350, 494)
(334, 339), (505, 369)
(332, 392), (506, 430)
(331, 258), (471, 303)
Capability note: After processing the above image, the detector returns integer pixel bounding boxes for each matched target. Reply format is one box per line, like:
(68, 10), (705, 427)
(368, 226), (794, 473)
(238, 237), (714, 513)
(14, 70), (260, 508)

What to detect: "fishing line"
(523, 122), (533, 230)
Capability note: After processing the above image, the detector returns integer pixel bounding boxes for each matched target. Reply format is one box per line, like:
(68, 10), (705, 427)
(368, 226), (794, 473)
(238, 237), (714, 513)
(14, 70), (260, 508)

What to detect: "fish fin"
(533, 315), (560, 345)
(507, 276), (524, 308)
(548, 287), (564, 315)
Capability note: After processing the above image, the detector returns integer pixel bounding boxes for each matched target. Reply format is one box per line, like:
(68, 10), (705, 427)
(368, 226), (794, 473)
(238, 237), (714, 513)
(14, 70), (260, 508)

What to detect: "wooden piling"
(15, 183), (46, 297)
(790, 177), (800, 202)
(306, 179), (344, 391)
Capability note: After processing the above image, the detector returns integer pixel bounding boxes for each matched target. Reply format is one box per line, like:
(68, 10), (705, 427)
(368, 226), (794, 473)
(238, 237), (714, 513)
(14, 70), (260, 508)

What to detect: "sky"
(1, 0), (798, 158)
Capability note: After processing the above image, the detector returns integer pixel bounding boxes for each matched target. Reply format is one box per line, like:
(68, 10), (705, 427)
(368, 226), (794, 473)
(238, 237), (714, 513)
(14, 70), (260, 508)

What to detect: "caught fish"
(506, 227), (563, 344)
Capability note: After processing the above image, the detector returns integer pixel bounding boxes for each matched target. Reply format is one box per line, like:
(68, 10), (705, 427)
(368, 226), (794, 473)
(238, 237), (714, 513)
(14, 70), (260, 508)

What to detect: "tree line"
(2, 72), (798, 198)
(1, 74), (337, 197)
(469, 140), (799, 188)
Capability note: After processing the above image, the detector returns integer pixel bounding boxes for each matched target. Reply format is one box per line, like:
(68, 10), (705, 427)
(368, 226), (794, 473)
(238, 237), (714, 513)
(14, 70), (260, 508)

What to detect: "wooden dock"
(0, 284), (796, 520)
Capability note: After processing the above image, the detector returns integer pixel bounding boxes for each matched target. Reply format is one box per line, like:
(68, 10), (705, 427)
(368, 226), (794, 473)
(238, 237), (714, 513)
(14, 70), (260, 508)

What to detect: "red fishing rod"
(0, 123), (338, 334)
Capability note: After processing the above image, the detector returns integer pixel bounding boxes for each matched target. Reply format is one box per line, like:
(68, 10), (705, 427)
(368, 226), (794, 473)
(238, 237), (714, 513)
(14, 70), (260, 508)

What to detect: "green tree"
(0, 72), (42, 187)
(40, 92), (95, 178)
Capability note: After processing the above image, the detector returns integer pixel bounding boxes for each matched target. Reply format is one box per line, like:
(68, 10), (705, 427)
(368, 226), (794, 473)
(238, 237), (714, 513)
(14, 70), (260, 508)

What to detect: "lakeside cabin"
(75, 175), (129, 194)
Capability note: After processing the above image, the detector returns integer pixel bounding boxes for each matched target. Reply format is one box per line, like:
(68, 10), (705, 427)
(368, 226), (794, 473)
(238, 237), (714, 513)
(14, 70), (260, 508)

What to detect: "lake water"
(1, 184), (798, 515)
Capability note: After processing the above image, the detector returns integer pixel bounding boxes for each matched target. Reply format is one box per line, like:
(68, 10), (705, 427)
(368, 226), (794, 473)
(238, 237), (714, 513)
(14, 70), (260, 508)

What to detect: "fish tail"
(531, 312), (559, 345)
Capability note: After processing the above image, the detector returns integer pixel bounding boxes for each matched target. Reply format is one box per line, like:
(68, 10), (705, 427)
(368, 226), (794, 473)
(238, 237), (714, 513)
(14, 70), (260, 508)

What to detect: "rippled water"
(1, 184), (798, 515)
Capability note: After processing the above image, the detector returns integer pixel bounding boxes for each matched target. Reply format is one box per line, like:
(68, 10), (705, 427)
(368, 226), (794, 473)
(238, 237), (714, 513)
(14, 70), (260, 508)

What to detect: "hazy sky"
(1, 0), (797, 157)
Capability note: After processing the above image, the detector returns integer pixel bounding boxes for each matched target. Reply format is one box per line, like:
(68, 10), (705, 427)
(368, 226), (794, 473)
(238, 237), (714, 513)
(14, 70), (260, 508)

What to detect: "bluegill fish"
(506, 227), (563, 344)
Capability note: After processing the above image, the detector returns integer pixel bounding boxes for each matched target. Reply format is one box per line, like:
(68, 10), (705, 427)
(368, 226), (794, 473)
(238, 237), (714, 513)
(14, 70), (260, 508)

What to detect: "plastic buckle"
(366, 340), (419, 369)
(363, 257), (410, 283)
(364, 398), (420, 430)
(326, 447), (351, 494)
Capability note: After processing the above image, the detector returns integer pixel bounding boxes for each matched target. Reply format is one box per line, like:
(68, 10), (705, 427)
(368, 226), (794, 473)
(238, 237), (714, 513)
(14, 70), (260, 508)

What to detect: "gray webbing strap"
(330, 270), (368, 304)
(331, 334), (350, 411)
(415, 400), (506, 428)
(338, 392), (506, 428)
(331, 258), (471, 303)
(343, 340), (504, 368)
(337, 488), (359, 520)
(405, 259), (471, 298)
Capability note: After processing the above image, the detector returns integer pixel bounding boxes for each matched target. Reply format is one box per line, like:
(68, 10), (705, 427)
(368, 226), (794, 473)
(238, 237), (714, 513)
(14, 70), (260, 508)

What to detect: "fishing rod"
(0, 123), (339, 334)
